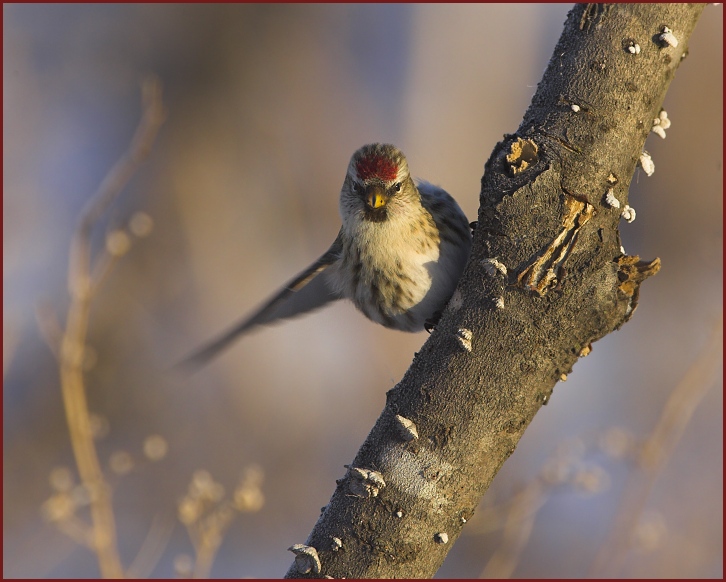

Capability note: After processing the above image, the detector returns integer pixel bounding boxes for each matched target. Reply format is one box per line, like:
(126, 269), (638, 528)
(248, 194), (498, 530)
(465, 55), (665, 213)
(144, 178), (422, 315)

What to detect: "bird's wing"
(179, 231), (344, 370)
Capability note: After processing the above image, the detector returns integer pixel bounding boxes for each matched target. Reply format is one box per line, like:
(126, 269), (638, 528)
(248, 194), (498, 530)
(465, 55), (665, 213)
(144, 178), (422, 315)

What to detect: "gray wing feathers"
(179, 234), (343, 370)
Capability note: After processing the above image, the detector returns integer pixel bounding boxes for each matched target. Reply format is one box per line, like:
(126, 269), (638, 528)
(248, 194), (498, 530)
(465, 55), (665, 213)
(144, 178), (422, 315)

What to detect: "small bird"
(182, 143), (472, 369)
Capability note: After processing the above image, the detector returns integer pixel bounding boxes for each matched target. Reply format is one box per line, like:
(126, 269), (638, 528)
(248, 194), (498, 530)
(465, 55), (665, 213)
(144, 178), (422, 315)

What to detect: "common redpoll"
(183, 143), (472, 368)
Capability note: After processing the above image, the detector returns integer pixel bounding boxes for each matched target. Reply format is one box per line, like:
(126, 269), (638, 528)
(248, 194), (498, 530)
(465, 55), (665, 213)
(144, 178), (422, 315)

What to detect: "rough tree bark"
(284, 4), (705, 579)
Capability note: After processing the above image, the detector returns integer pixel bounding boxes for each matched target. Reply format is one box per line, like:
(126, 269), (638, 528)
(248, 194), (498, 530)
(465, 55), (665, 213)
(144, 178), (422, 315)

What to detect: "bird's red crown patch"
(355, 154), (398, 182)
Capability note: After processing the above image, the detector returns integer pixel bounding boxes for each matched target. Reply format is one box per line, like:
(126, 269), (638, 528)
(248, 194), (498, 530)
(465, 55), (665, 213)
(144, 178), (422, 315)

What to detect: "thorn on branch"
(347, 467), (386, 499)
(394, 415), (419, 442)
(455, 328), (473, 352)
(482, 258), (508, 277)
(657, 26), (679, 48)
(288, 544), (321, 575)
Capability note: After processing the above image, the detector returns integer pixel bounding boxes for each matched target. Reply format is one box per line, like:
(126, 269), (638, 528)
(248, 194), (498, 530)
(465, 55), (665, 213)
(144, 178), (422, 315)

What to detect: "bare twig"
(190, 500), (237, 579)
(68, 77), (166, 299)
(589, 313), (723, 577)
(35, 301), (64, 360)
(470, 436), (607, 578)
(176, 466), (265, 578)
(126, 511), (176, 579)
(52, 76), (166, 578)
(478, 481), (547, 579)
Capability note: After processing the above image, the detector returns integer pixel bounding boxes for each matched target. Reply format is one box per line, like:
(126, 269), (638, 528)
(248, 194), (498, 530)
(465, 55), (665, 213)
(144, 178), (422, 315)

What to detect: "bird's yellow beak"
(366, 186), (388, 209)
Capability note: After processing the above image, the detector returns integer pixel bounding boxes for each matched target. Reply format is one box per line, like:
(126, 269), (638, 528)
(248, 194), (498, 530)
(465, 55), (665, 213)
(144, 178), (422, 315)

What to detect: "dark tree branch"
(284, 4), (706, 578)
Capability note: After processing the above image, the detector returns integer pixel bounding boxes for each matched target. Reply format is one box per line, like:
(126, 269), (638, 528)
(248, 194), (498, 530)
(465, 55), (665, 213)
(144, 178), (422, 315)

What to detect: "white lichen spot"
(651, 110), (670, 139)
(620, 245), (626, 255)
(651, 125), (666, 139)
(348, 467), (386, 498)
(394, 415), (419, 442)
(482, 258), (508, 277)
(657, 109), (671, 129)
(460, 516), (467, 524)
(396, 510), (403, 518)
(621, 205), (636, 223)
(434, 532), (449, 544)
(571, 104), (581, 112)
(378, 443), (454, 512)
(448, 289), (463, 311)
(603, 189), (620, 209)
(607, 173), (618, 185)
(494, 296), (505, 310)
(658, 26), (679, 48)
(639, 151), (655, 176)
(560, 373), (568, 382)
(331, 537), (343, 552)
(579, 344), (592, 358)
(627, 42), (641, 54)
(288, 544), (321, 575)
(456, 328), (472, 352)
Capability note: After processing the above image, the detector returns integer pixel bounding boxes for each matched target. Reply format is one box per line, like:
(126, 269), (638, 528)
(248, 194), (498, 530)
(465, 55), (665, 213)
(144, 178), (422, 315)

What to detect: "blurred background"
(3, 4), (722, 578)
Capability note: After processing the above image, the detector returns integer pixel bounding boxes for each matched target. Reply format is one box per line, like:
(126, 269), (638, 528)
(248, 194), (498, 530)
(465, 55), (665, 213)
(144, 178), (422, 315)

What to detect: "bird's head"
(340, 143), (416, 225)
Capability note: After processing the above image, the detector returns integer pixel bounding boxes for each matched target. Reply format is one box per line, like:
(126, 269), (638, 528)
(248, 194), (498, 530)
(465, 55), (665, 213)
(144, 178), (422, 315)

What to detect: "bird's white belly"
(341, 242), (445, 331)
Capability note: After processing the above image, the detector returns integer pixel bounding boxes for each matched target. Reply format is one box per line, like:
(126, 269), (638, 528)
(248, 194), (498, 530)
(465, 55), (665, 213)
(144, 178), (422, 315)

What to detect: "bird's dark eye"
(353, 182), (362, 193)
(394, 182), (401, 192)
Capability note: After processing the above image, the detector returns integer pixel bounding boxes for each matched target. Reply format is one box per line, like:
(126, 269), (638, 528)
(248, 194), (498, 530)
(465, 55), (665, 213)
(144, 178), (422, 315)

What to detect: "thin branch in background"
(40, 76), (166, 578)
(589, 312), (723, 577)
(470, 437), (611, 578)
(35, 300), (64, 360)
(468, 312), (721, 579)
(478, 480), (548, 579)
(68, 78), (166, 299)
(176, 466), (266, 579)
(126, 511), (176, 579)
